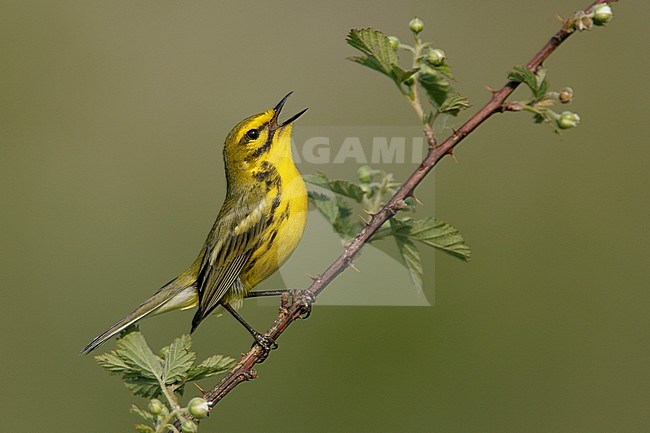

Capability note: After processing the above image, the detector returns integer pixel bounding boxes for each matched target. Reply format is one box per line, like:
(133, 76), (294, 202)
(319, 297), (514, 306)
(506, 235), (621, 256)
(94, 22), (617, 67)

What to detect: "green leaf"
(96, 329), (234, 400)
(508, 65), (537, 89)
(130, 404), (156, 425)
(303, 172), (329, 187)
(305, 172), (366, 203)
(392, 217), (471, 261)
(123, 375), (162, 398)
(135, 425), (155, 433)
(328, 180), (365, 202)
(433, 60), (455, 80)
(95, 331), (163, 381)
(95, 331), (164, 398)
(186, 354), (237, 382)
(94, 351), (131, 373)
(308, 191), (362, 241)
(508, 65), (549, 99)
(309, 191), (339, 224)
(332, 198), (363, 241)
(347, 28), (413, 86)
(391, 65), (419, 84)
(116, 331), (164, 380)
(391, 220), (423, 290)
(162, 334), (195, 384)
(439, 94), (470, 116)
(348, 55), (388, 76)
(418, 71), (453, 107)
(346, 28), (399, 74)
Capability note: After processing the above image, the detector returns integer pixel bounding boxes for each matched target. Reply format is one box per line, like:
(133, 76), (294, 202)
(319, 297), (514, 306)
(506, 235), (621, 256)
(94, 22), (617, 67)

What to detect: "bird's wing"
(191, 190), (267, 331)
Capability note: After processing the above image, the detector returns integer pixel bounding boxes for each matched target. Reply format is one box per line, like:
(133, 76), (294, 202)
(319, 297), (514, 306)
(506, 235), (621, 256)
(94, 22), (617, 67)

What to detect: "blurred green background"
(1, 1), (648, 432)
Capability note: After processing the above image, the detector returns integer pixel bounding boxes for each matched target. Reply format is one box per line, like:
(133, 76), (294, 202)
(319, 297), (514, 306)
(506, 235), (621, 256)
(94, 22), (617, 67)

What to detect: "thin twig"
(174, 0), (615, 428)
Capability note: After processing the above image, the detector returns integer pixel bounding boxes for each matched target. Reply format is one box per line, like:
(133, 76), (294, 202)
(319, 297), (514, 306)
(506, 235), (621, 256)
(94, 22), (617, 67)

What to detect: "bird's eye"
(246, 129), (259, 140)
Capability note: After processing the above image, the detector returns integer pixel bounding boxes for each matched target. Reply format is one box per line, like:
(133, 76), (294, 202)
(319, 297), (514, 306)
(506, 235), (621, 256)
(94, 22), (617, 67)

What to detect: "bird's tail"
(80, 278), (196, 355)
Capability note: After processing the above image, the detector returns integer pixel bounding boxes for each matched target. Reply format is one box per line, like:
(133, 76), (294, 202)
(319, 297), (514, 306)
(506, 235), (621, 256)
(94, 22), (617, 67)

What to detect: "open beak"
(270, 92), (308, 130)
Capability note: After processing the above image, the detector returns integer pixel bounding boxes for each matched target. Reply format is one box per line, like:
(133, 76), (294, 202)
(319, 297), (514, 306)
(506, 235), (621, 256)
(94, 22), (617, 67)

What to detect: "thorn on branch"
(306, 273), (320, 282)
(410, 194), (424, 206)
(485, 85), (499, 96)
(194, 382), (207, 396)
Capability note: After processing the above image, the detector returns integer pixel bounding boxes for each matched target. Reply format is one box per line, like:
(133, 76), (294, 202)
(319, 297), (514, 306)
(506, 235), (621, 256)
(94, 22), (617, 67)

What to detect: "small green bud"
(409, 17), (424, 34)
(388, 36), (400, 50)
(557, 111), (580, 129)
(558, 87), (574, 104)
(181, 420), (198, 433)
(426, 48), (446, 66)
(188, 397), (210, 418)
(357, 165), (373, 183)
(592, 4), (613, 25)
(148, 399), (164, 416)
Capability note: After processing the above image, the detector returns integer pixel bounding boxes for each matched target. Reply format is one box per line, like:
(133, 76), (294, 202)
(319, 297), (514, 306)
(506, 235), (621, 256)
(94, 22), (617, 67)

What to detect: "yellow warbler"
(82, 93), (308, 354)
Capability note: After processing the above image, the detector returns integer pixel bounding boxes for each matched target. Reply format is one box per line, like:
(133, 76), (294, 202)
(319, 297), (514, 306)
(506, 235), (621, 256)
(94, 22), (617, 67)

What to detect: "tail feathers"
(80, 305), (156, 355)
(80, 280), (193, 355)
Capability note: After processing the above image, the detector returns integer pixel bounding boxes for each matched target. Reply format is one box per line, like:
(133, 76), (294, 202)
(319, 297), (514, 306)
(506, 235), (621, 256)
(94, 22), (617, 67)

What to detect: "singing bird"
(82, 93), (308, 354)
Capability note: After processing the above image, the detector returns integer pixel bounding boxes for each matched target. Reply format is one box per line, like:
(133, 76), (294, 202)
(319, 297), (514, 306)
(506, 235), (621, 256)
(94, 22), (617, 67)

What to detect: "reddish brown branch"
(187, 0), (615, 424)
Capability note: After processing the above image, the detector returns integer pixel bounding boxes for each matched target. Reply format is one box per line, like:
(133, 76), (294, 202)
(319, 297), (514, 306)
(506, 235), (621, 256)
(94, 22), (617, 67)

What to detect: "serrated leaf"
(305, 172), (366, 203)
(309, 191), (339, 224)
(116, 331), (163, 380)
(186, 354), (237, 382)
(347, 28), (411, 86)
(418, 71), (453, 107)
(348, 55), (388, 76)
(131, 404), (156, 425)
(508, 65), (537, 89)
(135, 424), (155, 433)
(346, 28), (399, 73)
(327, 180), (365, 202)
(508, 65), (549, 100)
(439, 94), (470, 116)
(433, 61), (455, 80)
(392, 217), (471, 261)
(95, 352), (131, 374)
(390, 65), (419, 84)
(123, 376), (162, 398)
(162, 334), (195, 384)
(391, 220), (423, 291)
(333, 198), (363, 241)
(303, 172), (329, 187)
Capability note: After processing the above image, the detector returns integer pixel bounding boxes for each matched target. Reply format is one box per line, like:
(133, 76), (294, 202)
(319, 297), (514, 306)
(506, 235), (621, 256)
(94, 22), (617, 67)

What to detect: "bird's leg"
(245, 289), (315, 319)
(220, 302), (277, 355)
(244, 290), (288, 298)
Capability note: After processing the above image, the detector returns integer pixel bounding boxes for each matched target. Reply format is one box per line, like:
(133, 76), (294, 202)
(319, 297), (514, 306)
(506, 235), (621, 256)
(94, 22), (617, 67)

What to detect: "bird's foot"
(286, 289), (316, 319)
(252, 332), (277, 362)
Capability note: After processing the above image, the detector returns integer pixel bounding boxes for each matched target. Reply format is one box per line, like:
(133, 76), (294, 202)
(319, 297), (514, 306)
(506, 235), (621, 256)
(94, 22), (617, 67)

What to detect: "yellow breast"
(241, 142), (307, 289)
